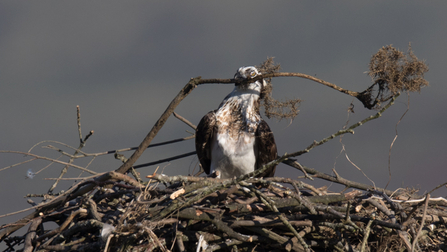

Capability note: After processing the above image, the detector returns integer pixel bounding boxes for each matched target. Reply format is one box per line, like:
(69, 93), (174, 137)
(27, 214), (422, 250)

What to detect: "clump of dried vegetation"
(362, 43), (429, 109)
(1, 45), (441, 252)
(257, 58), (301, 121)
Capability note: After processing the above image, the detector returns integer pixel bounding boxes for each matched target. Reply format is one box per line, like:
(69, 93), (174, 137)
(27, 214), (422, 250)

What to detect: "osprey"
(195, 66), (278, 179)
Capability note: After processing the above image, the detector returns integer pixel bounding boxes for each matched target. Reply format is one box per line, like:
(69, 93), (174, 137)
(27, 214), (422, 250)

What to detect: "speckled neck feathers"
(215, 85), (262, 137)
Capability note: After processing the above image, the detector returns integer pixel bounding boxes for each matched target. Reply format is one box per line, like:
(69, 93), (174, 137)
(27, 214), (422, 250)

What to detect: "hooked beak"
(234, 72), (245, 86)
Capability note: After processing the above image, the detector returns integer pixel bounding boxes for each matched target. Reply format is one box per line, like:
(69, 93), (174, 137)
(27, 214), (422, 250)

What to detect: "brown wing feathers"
(196, 112), (277, 178)
(195, 111), (216, 175)
(254, 120), (278, 177)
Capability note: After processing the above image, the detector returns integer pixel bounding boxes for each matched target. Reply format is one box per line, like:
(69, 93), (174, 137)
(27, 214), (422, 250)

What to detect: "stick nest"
(2, 172), (446, 252)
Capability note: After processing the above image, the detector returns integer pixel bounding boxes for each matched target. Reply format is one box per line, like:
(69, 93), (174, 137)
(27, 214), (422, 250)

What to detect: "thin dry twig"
(49, 106), (95, 193)
(386, 93), (410, 190)
(0, 150), (98, 175)
(173, 112), (197, 130)
(411, 194), (430, 251)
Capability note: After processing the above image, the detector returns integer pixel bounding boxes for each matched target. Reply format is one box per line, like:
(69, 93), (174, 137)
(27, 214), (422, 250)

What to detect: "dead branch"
(134, 151), (197, 169)
(115, 77), (200, 175)
(411, 194), (430, 251)
(23, 216), (42, 252)
(0, 150), (98, 175)
(49, 106), (95, 193)
(173, 111), (197, 130)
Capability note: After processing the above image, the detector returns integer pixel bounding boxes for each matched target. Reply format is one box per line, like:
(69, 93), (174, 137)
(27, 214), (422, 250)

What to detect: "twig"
(0, 158), (36, 172)
(364, 198), (396, 224)
(177, 208), (256, 243)
(0, 151), (97, 175)
(49, 106), (94, 193)
(263, 177), (322, 195)
(283, 160), (396, 196)
(86, 135), (195, 158)
(337, 140), (376, 189)
(176, 231), (186, 252)
(104, 234), (113, 252)
(259, 72), (360, 98)
(318, 222), (357, 232)
(291, 181), (318, 215)
(35, 208), (88, 242)
(35, 135), (195, 160)
(243, 226), (304, 252)
(314, 205), (361, 231)
(86, 198), (102, 221)
(229, 219), (312, 229)
(23, 217), (42, 252)
(77, 105), (83, 144)
(240, 181), (309, 251)
(44, 173), (105, 181)
(411, 194), (430, 251)
(205, 239), (244, 252)
(173, 112), (197, 130)
(386, 93), (410, 190)
(371, 190), (407, 220)
(28, 140), (79, 153)
(427, 181), (447, 195)
(147, 173), (219, 184)
(360, 219), (373, 252)
(282, 93), (400, 160)
(196, 72), (359, 98)
(134, 151), (197, 169)
(285, 159), (312, 180)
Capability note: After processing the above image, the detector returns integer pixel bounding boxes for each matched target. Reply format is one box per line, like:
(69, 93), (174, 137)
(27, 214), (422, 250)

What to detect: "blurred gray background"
(1, 1), (446, 241)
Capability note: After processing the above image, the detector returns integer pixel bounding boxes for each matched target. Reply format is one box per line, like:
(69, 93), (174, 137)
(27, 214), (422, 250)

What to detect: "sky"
(1, 1), (447, 242)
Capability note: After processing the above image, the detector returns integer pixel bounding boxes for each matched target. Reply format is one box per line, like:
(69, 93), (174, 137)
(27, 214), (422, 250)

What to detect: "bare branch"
(116, 77), (200, 174)
(49, 105), (95, 193)
(0, 158), (36, 172)
(134, 151), (197, 169)
(0, 150), (97, 175)
(411, 194), (430, 251)
(284, 93), (400, 159)
(173, 112), (197, 130)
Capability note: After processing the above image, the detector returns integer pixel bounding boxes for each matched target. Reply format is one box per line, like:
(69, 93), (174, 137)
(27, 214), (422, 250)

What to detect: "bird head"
(234, 66), (264, 93)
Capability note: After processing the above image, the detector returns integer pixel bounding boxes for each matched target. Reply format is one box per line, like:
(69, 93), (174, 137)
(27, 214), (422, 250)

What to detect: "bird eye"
(250, 71), (256, 77)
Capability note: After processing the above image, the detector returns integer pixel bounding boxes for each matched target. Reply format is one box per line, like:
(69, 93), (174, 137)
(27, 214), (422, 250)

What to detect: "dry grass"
(257, 57), (301, 120)
(366, 44), (429, 109)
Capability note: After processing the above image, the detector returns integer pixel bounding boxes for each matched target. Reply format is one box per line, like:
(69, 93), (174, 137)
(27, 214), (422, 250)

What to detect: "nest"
(2, 170), (446, 252)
